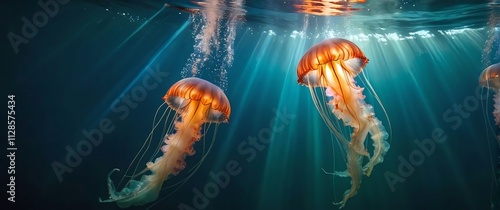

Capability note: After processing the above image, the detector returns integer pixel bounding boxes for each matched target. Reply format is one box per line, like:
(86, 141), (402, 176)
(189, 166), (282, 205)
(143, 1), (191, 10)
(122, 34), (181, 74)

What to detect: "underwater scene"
(3, 0), (500, 209)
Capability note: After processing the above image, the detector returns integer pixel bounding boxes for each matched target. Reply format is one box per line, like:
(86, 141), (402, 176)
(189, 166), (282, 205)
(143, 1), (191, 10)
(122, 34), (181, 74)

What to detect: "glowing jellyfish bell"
(100, 77), (230, 208)
(480, 63), (500, 126)
(297, 38), (390, 208)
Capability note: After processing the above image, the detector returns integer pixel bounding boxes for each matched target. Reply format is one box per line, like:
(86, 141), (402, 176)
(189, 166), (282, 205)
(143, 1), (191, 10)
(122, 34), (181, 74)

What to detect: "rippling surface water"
(89, 0), (494, 31)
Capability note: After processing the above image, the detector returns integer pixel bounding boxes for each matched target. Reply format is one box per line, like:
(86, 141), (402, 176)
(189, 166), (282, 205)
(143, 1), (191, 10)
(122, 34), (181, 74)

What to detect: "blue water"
(3, 0), (500, 209)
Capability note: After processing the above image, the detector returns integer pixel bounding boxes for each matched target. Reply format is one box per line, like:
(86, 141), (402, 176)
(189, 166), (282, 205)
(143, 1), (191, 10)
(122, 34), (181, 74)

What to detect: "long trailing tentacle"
(119, 103), (170, 185)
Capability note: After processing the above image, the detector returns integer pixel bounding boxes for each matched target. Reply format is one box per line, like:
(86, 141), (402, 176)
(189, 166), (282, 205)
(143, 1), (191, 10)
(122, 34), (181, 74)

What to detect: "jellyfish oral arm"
(298, 38), (390, 209)
(363, 112), (390, 176)
(495, 90), (500, 148)
(99, 102), (206, 208)
(99, 168), (163, 208)
(492, 91), (500, 127)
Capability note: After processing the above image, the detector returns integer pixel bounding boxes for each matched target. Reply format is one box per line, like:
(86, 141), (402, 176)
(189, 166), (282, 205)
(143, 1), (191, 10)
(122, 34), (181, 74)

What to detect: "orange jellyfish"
(297, 38), (390, 208)
(479, 63), (500, 156)
(480, 63), (500, 127)
(99, 77), (231, 208)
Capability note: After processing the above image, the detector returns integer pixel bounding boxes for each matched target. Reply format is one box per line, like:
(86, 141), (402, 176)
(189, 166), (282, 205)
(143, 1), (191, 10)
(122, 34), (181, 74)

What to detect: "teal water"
(2, 0), (500, 209)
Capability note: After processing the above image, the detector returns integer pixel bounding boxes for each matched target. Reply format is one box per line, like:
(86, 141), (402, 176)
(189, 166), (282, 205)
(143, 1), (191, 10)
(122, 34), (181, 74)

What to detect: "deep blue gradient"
(2, 0), (500, 210)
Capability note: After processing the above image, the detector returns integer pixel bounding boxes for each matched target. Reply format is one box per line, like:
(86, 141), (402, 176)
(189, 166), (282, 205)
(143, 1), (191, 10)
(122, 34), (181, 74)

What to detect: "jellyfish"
(180, 0), (247, 90)
(297, 38), (390, 208)
(99, 77), (231, 208)
(294, 0), (366, 16)
(480, 62), (500, 156)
